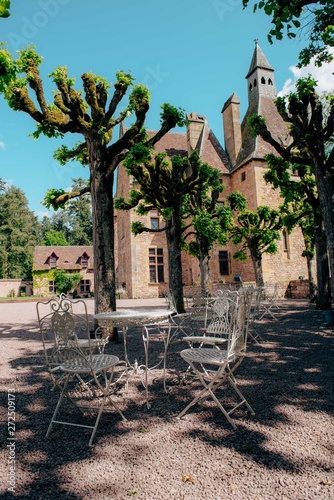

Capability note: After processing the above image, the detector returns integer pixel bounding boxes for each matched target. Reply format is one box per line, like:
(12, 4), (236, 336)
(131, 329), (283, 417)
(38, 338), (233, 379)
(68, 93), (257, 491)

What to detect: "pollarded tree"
(224, 192), (283, 286)
(242, 0), (334, 66)
(0, 44), (185, 314)
(115, 149), (226, 312)
(249, 77), (334, 303)
(264, 153), (331, 309)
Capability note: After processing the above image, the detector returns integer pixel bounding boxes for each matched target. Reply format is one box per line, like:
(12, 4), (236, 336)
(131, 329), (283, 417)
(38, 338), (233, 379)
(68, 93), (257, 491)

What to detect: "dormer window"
(80, 252), (89, 268)
(49, 252), (58, 268)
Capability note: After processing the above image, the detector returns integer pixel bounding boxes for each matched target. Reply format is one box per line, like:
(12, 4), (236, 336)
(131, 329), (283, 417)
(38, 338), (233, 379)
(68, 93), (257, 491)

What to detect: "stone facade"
(114, 42), (308, 299)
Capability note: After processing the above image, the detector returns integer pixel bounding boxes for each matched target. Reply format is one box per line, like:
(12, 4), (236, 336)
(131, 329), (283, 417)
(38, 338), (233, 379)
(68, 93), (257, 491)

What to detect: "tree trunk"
(89, 142), (117, 316)
(199, 252), (210, 297)
(165, 206), (185, 313)
(314, 216), (331, 309)
(313, 162), (334, 308)
(251, 254), (264, 287)
(306, 253), (317, 302)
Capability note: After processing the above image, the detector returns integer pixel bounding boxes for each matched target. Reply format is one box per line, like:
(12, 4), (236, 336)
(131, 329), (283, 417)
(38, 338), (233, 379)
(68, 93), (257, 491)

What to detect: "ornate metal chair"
(258, 282), (280, 320)
(177, 288), (255, 428)
(37, 296), (126, 446)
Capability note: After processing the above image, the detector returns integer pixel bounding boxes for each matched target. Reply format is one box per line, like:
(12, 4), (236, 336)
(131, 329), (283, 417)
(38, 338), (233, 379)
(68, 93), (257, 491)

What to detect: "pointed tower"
(246, 39), (276, 104)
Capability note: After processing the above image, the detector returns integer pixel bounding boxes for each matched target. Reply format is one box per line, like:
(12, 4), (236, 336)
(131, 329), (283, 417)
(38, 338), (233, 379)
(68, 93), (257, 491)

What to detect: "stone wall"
(286, 279), (310, 299)
(0, 279), (22, 297)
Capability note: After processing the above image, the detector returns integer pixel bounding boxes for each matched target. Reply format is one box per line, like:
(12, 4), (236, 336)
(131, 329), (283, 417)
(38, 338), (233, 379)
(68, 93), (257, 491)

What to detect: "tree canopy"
(224, 192), (282, 286)
(115, 149), (224, 310)
(0, 44), (185, 313)
(242, 0), (334, 66)
(0, 184), (39, 279)
(248, 77), (334, 301)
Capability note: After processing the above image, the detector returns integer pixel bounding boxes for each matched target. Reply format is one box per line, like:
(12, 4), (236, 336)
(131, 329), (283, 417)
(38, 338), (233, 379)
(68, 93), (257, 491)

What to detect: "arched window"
(254, 79), (257, 87)
(249, 83), (252, 91)
(268, 78), (273, 86)
(261, 76), (266, 84)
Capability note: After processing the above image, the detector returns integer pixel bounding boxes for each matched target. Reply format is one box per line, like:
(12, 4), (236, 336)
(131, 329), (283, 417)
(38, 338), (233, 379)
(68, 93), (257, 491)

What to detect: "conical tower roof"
(245, 40), (274, 78)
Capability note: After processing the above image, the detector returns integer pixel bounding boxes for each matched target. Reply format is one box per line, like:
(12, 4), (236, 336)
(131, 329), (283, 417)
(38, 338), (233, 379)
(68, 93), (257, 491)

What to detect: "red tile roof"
(33, 246), (94, 271)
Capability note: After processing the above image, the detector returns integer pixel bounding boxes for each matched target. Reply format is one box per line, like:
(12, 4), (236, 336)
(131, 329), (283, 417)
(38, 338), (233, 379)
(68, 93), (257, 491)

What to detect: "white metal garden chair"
(258, 282), (280, 320)
(177, 288), (255, 428)
(37, 296), (127, 446)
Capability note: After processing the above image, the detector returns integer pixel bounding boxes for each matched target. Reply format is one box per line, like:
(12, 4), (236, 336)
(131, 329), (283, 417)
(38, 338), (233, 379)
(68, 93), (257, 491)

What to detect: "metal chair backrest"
(37, 296), (92, 370)
(226, 287), (255, 359)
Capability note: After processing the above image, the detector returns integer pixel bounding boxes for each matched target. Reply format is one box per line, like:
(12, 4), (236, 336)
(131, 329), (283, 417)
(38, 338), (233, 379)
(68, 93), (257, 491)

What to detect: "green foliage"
(160, 103), (187, 128)
(17, 45), (43, 72)
(0, 0), (10, 18)
(116, 70), (134, 87)
(129, 84), (150, 111)
(49, 66), (75, 87)
(40, 179), (93, 246)
(53, 269), (82, 295)
(242, 0), (334, 67)
(42, 188), (67, 210)
(248, 115), (266, 138)
(0, 184), (41, 279)
(53, 143), (88, 167)
(226, 191), (282, 263)
(43, 230), (69, 246)
(131, 221), (146, 235)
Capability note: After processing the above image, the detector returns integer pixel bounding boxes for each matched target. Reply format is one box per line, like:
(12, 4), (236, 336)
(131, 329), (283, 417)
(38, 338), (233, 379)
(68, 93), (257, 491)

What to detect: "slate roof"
(236, 96), (290, 168)
(148, 126), (231, 174)
(33, 246), (94, 271)
(246, 43), (274, 78)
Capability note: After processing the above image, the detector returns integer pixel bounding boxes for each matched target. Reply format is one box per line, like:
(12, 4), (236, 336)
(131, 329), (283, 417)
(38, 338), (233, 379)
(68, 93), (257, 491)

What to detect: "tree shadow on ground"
(0, 300), (333, 498)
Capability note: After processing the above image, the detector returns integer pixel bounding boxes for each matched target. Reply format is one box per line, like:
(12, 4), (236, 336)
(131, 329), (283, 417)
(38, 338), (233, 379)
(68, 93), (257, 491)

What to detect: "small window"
(254, 79), (257, 87)
(241, 171), (246, 182)
(219, 251), (229, 276)
(150, 209), (159, 230)
(268, 78), (273, 86)
(149, 248), (164, 283)
(261, 76), (266, 84)
(81, 257), (88, 267)
(49, 281), (57, 293)
(80, 253), (89, 267)
(151, 218), (159, 230)
(80, 279), (90, 293)
(48, 252), (58, 268)
(249, 83), (252, 91)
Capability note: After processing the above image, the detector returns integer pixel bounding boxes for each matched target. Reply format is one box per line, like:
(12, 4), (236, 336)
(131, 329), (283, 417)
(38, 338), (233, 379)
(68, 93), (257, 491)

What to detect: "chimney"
(222, 93), (242, 167)
(186, 112), (206, 156)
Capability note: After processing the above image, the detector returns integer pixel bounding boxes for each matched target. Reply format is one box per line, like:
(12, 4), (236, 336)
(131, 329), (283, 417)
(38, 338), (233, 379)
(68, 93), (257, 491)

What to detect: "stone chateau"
(114, 42), (308, 299)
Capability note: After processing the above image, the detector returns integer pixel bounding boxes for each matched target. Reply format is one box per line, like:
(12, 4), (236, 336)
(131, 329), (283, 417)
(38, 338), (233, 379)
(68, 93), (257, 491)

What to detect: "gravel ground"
(0, 298), (333, 500)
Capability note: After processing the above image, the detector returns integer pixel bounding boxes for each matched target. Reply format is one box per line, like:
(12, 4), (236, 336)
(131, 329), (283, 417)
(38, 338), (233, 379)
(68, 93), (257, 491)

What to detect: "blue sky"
(1, 0), (333, 217)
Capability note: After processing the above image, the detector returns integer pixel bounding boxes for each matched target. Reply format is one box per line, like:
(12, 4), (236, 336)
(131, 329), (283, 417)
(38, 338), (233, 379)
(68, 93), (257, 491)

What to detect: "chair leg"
(46, 373), (71, 438)
(177, 363), (237, 429)
(178, 361), (254, 427)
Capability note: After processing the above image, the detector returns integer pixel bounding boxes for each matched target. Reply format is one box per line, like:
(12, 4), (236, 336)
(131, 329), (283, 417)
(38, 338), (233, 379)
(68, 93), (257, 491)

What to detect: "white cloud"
(279, 47), (334, 96)
(0, 141), (5, 149)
